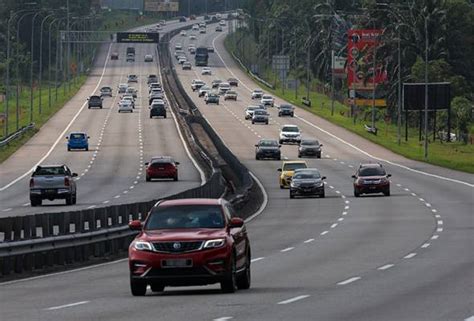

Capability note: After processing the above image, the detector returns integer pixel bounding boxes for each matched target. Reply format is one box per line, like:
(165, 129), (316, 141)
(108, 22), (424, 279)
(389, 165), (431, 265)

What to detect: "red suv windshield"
(145, 205), (225, 230)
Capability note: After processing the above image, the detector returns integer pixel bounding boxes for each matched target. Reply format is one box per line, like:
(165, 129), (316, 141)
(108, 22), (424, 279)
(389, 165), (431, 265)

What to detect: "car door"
(224, 203), (247, 270)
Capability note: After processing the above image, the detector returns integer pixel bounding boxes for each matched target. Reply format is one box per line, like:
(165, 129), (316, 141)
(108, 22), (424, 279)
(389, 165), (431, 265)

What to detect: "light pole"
(39, 12), (59, 115)
(423, 15), (429, 159)
(30, 11), (44, 124)
(49, 18), (66, 107)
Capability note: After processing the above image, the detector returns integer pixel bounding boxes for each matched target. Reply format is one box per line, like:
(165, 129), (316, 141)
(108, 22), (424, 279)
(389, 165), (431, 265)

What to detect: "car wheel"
(291, 113), (294, 117)
(146, 176), (151, 182)
(317, 154), (321, 159)
(236, 252), (251, 290)
(150, 115), (152, 119)
(221, 255), (237, 293)
(354, 189), (360, 197)
(279, 140), (283, 144)
(298, 153), (301, 158)
(265, 121), (269, 125)
(85, 147), (89, 151)
(251, 121), (254, 124)
(67, 147), (71, 151)
(173, 175), (178, 181)
(150, 283), (165, 293)
(277, 156), (281, 160)
(290, 193), (295, 199)
(65, 195), (73, 205)
(72, 194), (77, 204)
(384, 189), (390, 196)
(130, 277), (147, 296)
(320, 191), (325, 198)
(280, 185), (284, 189)
(30, 198), (41, 207)
(255, 155), (259, 160)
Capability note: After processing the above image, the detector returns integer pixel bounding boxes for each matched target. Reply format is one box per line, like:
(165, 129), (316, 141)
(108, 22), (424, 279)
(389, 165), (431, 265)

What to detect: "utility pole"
(30, 11), (42, 124)
(66, 0), (70, 91)
(371, 31), (378, 132)
(397, 28), (402, 145)
(331, 50), (335, 116)
(423, 16), (429, 160)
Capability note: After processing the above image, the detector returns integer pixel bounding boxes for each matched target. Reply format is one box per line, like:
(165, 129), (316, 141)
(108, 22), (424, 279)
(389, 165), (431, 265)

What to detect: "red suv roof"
(159, 198), (223, 207)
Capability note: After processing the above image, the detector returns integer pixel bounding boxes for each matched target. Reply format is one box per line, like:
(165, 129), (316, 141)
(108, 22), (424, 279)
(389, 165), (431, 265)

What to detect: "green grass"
(224, 36), (474, 174)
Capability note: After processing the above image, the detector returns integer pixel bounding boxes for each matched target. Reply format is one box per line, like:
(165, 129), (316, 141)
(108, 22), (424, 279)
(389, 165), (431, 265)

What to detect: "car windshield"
(282, 127), (299, 133)
(227, 91), (236, 95)
(259, 140), (278, 147)
(301, 140), (318, 146)
(33, 167), (66, 176)
(70, 133), (85, 139)
(90, 96), (101, 101)
(280, 105), (292, 109)
(101, 87), (111, 92)
(146, 205), (225, 229)
(262, 95), (272, 99)
(254, 110), (266, 115)
(283, 163), (307, 171)
(247, 106), (258, 111)
(293, 171), (320, 179)
(358, 167), (386, 177)
(254, 89), (262, 93)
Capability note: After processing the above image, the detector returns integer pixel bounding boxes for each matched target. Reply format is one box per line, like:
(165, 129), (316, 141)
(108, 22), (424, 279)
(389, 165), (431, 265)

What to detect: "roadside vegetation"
(227, 0), (474, 173)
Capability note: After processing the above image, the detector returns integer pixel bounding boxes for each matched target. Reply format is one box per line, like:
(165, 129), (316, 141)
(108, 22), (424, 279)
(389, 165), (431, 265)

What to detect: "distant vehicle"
(278, 161), (308, 189)
(199, 28), (206, 34)
(189, 47), (196, 54)
(245, 106), (261, 120)
(178, 56), (187, 64)
(227, 78), (238, 87)
(218, 82), (231, 95)
(190, 14), (196, 20)
(122, 95), (135, 108)
(100, 86), (112, 98)
(205, 92), (220, 105)
(118, 100), (133, 113)
(298, 139), (323, 158)
(175, 50), (185, 59)
(150, 101), (166, 119)
(251, 89), (264, 99)
(29, 165), (78, 206)
(192, 24), (199, 31)
(219, 20), (226, 26)
(201, 67), (212, 75)
(147, 74), (158, 84)
(127, 198), (250, 295)
(255, 139), (281, 160)
(279, 124), (301, 144)
(144, 54), (153, 62)
(215, 25), (223, 32)
(211, 16), (218, 22)
(189, 34), (197, 40)
(111, 52), (119, 60)
(179, 16), (186, 22)
(174, 43), (182, 50)
(160, 20), (166, 25)
(260, 94), (274, 107)
(118, 83), (128, 93)
(87, 95), (103, 109)
(199, 22), (206, 28)
(145, 156), (179, 181)
(149, 92), (164, 105)
(352, 164), (391, 197)
(251, 109), (268, 124)
(211, 79), (222, 88)
(180, 30), (187, 37)
(204, 14), (210, 20)
(224, 90), (237, 101)
(126, 87), (137, 98)
(198, 85), (211, 97)
(195, 47), (209, 66)
(127, 74), (138, 82)
(191, 79), (206, 91)
(207, 46), (215, 53)
(126, 53), (135, 62)
(188, 44), (196, 52)
(290, 168), (326, 199)
(182, 61), (192, 70)
(66, 132), (89, 151)
(149, 82), (162, 92)
(278, 104), (294, 117)
(126, 47), (135, 55)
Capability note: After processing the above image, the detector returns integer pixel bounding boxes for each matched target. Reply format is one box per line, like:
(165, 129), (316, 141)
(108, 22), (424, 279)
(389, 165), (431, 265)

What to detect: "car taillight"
(64, 177), (70, 186)
(30, 178), (34, 188)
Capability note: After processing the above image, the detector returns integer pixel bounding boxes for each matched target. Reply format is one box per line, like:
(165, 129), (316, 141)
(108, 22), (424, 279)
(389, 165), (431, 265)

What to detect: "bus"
(195, 47), (209, 66)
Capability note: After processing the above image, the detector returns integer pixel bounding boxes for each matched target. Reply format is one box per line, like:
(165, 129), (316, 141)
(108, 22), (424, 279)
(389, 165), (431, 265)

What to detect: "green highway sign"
(116, 32), (159, 43)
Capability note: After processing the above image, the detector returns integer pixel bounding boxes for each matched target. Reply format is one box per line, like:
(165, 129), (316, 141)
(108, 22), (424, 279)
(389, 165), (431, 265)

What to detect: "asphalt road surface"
(0, 19), (472, 321)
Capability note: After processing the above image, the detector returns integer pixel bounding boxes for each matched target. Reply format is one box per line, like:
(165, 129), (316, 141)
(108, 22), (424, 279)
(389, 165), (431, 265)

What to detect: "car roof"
(359, 163), (384, 168)
(282, 160), (307, 165)
(90, 95), (101, 98)
(294, 168), (320, 173)
(282, 124), (299, 128)
(69, 132), (87, 135)
(259, 138), (278, 143)
(159, 198), (223, 207)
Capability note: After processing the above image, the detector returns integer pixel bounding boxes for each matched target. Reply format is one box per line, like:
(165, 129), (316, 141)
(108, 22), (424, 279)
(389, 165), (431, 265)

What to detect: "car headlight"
(290, 181), (300, 187)
(316, 182), (324, 187)
(133, 241), (153, 251)
(203, 239), (226, 249)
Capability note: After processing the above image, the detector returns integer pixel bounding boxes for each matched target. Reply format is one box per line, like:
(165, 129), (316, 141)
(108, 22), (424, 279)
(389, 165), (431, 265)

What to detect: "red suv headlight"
(203, 239), (226, 249)
(133, 240), (153, 251)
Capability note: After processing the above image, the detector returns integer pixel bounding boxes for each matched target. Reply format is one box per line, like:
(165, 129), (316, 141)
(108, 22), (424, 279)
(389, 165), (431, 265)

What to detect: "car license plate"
(161, 259), (192, 268)
(45, 189), (56, 194)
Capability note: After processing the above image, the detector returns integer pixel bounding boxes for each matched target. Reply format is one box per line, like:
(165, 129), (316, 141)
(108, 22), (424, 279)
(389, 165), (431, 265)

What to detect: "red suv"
(128, 198), (251, 296)
(145, 156), (179, 181)
(352, 163), (391, 197)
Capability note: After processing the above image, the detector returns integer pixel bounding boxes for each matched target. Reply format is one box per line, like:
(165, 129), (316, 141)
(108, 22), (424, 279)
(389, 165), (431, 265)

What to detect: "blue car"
(67, 132), (89, 151)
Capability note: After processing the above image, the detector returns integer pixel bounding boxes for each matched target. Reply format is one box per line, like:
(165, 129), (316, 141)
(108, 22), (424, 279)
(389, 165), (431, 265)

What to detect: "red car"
(352, 163), (391, 197)
(145, 156), (179, 181)
(128, 198), (251, 296)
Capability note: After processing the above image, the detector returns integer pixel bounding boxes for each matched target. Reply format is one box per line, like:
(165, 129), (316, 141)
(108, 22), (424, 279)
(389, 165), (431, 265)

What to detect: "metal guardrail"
(0, 123), (35, 147)
(230, 51), (275, 90)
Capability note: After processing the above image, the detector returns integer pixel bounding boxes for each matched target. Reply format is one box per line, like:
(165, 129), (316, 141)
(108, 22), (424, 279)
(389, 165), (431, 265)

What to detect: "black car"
(179, 16), (186, 22)
(255, 139), (281, 160)
(88, 95), (103, 109)
(252, 109), (269, 125)
(149, 92), (164, 105)
(298, 139), (323, 158)
(290, 168), (326, 198)
(228, 78), (238, 86)
(147, 74), (158, 84)
(352, 164), (391, 197)
(99, 86), (112, 98)
(150, 103), (166, 118)
(278, 104), (294, 117)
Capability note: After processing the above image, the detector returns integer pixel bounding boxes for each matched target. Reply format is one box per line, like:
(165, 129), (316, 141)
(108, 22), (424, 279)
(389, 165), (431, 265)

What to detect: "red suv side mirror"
(229, 217), (244, 228)
(129, 220), (143, 231)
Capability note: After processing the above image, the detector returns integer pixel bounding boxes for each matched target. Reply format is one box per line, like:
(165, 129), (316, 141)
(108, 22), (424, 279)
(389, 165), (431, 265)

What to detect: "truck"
(195, 47), (209, 66)
(29, 165), (78, 206)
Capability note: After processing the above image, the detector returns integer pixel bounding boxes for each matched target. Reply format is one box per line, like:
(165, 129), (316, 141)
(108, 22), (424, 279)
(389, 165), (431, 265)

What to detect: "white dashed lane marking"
(277, 295), (310, 305)
(337, 277), (361, 285)
(378, 264), (394, 271)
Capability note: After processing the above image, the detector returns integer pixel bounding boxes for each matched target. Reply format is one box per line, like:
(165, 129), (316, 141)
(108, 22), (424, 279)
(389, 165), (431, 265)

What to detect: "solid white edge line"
(0, 43), (114, 192)
(250, 257), (264, 263)
(44, 300), (90, 311)
(277, 295), (310, 305)
(337, 277), (361, 285)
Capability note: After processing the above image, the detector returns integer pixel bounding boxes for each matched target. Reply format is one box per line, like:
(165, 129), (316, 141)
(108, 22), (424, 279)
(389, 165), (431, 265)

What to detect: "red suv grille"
(153, 241), (203, 253)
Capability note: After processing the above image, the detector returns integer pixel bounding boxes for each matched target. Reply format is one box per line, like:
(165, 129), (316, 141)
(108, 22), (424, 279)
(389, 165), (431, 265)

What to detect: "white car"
(261, 94), (274, 107)
(279, 124), (302, 144)
(218, 82), (231, 95)
(201, 67), (212, 75)
(180, 30), (187, 36)
(192, 24), (199, 31)
(191, 79), (206, 91)
(121, 95), (135, 108)
(144, 54), (153, 62)
(178, 56), (187, 64)
(198, 85), (211, 97)
(118, 83), (128, 93)
(174, 43), (182, 50)
(251, 89), (264, 99)
(125, 87), (137, 98)
(245, 106), (261, 120)
(118, 100), (133, 113)
(189, 34), (197, 40)
(199, 28), (206, 34)
(219, 20), (226, 26)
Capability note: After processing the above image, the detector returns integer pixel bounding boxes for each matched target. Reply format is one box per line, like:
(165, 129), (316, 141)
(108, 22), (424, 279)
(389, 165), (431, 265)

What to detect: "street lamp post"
(39, 13), (57, 115)
(424, 16), (429, 159)
(30, 11), (44, 124)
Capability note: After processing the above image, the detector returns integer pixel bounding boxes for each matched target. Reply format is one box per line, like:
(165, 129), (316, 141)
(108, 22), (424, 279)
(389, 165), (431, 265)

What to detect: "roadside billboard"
(144, 0), (179, 12)
(347, 29), (387, 106)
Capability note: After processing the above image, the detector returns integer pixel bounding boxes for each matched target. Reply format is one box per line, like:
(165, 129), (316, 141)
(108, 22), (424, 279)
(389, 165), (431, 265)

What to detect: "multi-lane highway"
(0, 18), (473, 321)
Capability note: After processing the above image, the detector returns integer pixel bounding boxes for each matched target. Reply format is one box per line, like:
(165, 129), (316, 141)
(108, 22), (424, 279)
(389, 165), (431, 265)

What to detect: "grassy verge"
(224, 36), (474, 173)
